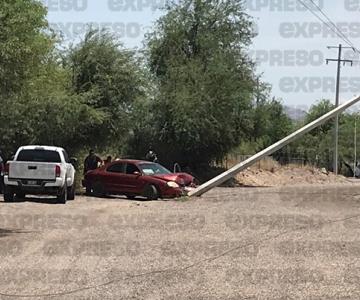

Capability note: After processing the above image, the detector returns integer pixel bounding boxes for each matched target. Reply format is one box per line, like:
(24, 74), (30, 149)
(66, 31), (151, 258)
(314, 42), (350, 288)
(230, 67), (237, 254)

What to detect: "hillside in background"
(284, 105), (307, 122)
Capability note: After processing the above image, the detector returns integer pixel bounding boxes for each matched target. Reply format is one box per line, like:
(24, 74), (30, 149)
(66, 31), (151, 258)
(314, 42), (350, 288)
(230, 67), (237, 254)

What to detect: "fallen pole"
(189, 95), (360, 197)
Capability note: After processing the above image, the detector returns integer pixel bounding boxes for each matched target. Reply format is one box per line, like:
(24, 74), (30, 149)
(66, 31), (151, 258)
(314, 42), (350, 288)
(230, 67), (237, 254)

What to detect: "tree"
(0, 0), (51, 96)
(67, 29), (145, 150)
(0, 0), (52, 156)
(251, 85), (292, 148)
(0, 2), (106, 157)
(139, 0), (257, 167)
(0, 49), (107, 156)
(305, 99), (335, 135)
(288, 99), (337, 170)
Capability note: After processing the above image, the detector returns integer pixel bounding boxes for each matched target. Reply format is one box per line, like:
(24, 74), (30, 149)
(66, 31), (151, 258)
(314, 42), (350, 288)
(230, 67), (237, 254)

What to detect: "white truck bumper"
(5, 176), (64, 187)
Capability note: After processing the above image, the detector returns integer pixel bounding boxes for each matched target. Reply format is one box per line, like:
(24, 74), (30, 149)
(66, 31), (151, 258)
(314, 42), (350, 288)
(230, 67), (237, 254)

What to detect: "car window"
(17, 150), (61, 163)
(126, 163), (140, 174)
(107, 163), (125, 173)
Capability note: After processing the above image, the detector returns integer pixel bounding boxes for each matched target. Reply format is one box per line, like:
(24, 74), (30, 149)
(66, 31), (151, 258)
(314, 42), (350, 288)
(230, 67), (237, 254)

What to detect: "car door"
(105, 162), (126, 193)
(123, 163), (145, 194)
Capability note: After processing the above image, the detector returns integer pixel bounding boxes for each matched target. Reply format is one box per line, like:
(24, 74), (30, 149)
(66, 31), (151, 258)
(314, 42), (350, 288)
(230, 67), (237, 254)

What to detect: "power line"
(296, 0), (342, 40)
(307, 0), (354, 46)
(297, 0), (359, 174)
(306, 0), (360, 53)
(296, 0), (359, 53)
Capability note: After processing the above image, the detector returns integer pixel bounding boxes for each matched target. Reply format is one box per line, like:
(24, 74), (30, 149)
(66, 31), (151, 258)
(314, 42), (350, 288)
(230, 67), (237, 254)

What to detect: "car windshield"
(139, 163), (171, 175)
(17, 149), (61, 163)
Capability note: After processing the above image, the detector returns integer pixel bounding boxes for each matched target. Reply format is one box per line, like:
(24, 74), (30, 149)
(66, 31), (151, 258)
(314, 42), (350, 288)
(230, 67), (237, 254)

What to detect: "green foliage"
(130, 0), (257, 167)
(0, 0), (51, 96)
(0, 0), (296, 175)
(0, 3), (109, 158)
(252, 97), (293, 147)
(338, 114), (357, 165)
(67, 29), (145, 150)
(0, 56), (106, 156)
(305, 99), (335, 135)
(285, 99), (358, 173)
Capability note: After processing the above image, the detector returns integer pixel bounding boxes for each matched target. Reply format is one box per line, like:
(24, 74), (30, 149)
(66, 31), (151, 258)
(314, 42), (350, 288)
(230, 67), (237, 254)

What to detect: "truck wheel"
(15, 192), (26, 200)
(143, 184), (159, 200)
(57, 185), (67, 204)
(3, 187), (14, 202)
(67, 184), (75, 200)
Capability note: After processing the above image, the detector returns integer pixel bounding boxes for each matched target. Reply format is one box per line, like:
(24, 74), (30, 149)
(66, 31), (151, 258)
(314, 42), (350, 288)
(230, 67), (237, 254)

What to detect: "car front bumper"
(162, 186), (196, 198)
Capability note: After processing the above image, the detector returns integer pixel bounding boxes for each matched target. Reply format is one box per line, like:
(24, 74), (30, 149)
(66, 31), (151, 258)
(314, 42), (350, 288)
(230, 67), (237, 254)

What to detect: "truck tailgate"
(9, 162), (57, 180)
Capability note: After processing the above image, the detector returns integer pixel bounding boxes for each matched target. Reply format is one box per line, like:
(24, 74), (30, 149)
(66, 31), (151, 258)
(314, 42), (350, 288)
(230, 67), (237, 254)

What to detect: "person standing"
(104, 156), (112, 165)
(145, 147), (158, 163)
(84, 149), (102, 174)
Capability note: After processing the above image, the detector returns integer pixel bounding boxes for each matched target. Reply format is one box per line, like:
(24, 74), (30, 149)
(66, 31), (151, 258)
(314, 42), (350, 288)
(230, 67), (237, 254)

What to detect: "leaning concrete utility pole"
(189, 95), (360, 197)
(326, 44), (354, 174)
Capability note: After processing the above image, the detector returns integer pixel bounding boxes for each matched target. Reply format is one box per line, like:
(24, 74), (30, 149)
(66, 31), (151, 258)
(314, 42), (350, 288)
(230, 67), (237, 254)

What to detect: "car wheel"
(85, 186), (92, 195)
(93, 182), (106, 198)
(67, 184), (75, 200)
(57, 184), (67, 204)
(3, 187), (14, 202)
(193, 178), (200, 186)
(143, 184), (159, 200)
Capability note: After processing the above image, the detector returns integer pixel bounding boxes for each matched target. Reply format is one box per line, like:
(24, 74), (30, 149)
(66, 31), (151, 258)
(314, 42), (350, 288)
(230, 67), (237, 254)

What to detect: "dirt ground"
(236, 162), (351, 187)
(1, 184), (360, 299)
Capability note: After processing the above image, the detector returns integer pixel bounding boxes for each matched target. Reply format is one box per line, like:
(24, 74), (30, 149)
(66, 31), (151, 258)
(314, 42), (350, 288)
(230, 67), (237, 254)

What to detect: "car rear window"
(17, 150), (61, 163)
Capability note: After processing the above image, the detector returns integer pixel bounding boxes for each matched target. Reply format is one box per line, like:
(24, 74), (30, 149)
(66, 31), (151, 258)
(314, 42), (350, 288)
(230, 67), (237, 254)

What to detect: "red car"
(82, 159), (196, 200)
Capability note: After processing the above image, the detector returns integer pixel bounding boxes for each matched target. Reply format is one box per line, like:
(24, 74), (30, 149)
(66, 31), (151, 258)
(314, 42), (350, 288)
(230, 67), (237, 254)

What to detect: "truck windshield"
(17, 150), (61, 163)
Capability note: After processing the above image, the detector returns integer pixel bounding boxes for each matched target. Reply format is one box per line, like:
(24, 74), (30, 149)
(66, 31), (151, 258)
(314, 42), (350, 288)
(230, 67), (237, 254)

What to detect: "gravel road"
(1, 184), (360, 299)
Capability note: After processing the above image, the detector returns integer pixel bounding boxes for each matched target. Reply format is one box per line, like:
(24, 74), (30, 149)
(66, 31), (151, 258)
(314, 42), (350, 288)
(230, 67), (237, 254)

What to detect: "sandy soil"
(236, 164), (352, 187)
(1, 184), (360, 299)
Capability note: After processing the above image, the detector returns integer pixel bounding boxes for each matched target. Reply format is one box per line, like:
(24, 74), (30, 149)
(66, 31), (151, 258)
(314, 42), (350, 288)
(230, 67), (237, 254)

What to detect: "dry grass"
(285, 163), (315, 170)
(256, 157), (280, 171)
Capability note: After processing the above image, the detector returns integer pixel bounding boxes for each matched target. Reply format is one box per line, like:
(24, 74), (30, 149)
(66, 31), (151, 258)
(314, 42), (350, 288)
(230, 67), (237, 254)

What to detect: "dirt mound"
(236, 161), (350, 187)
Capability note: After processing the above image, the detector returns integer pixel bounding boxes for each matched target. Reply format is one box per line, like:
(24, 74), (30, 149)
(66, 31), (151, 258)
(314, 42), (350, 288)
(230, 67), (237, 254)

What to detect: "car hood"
(152, 173), (194, 186)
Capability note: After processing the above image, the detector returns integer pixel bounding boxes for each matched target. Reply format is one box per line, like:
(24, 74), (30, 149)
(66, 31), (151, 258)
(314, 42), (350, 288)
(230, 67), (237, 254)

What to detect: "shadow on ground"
(85, 194), (172, 202)
(0, 228), (30, 238)
(0, 196), (61, 205)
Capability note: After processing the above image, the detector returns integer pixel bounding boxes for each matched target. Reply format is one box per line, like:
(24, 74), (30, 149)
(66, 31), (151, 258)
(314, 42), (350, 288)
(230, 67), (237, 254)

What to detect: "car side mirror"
(133, 171), (141, 176)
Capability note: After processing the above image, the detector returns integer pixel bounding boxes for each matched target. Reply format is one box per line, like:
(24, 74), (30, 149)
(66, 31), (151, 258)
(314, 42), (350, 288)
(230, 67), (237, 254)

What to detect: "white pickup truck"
(3, 146), (76, 204)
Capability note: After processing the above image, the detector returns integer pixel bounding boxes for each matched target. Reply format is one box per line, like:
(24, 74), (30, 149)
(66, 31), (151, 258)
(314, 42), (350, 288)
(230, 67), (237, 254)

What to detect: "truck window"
(62, 150), (70, 163)
(17, 150), (61, 163)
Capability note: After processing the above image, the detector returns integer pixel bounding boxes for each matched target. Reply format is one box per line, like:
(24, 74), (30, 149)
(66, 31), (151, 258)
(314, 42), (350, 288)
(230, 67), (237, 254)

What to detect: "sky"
(45, 0), (360, 111)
